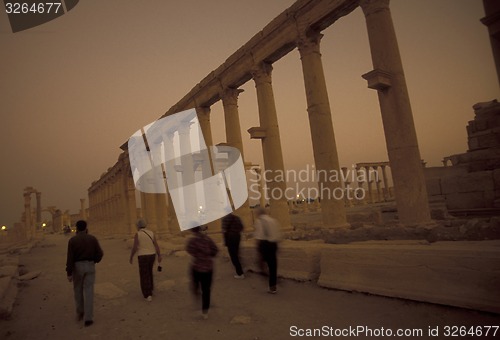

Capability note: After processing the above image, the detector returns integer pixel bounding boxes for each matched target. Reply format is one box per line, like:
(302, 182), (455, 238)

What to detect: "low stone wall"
(239, 240), (324, 282)
(317, 240), (500, 314)
(129, 233), (500, 314)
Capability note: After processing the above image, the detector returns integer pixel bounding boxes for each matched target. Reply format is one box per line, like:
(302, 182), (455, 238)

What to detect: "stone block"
(317, 241), (500, 313)
(240, 240), (323, 282)
(158, 241), (185, 256)
(347, 209), (382, 224)
(441, 171), (493, 195)
(468, 130), (500, 150)
(446, 192), (485, 210)
(426, 177), (442, 196)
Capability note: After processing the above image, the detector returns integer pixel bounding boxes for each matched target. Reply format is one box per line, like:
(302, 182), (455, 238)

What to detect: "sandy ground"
(1, 233), (499, 340)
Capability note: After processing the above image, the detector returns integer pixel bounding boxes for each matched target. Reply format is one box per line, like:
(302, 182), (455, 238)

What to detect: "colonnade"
(88, 153), (138, 237)
(354, 162), (393, 204)
(22, 186), (42, 239)
(88, 0), (432, 236)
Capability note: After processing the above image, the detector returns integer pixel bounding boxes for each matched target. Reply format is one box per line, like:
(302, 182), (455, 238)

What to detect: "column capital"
(178, 121), (193, 135)
(297, 32), (323, 57)
(196, 105), (211, 117)
(360, 0), (390, 17)
(220, 87), (244, 106)
(251, 62), (273, 85)
(248, 126), (267, 139)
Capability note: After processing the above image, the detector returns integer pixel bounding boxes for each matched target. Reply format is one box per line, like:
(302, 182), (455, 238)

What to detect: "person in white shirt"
(129, 219), (162, 301)
(253, 207), (281, 294)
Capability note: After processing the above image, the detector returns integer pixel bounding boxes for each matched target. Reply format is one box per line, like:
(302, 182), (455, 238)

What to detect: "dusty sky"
(0, 0), (498, 228)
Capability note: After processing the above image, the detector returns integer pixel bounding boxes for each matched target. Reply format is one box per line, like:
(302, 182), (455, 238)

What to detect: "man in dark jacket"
(66, 220), (103, 327)
(221, 212), (244, 279)
(186, 225), (218, 319)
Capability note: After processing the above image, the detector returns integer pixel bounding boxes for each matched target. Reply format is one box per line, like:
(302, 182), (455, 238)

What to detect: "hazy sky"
(0, 0), (497, 228)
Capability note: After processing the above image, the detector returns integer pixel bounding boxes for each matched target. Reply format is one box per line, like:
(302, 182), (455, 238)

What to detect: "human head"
(76, 220), (87, 232)
(136, 219), (147, 229)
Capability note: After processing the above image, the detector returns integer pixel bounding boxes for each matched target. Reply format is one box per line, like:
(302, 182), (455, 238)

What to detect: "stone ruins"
(2, 0), (499, 317)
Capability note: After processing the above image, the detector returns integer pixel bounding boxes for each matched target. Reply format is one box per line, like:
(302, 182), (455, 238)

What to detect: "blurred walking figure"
(129, 219), (162, 302)
(222, 212), (244, 279)
(66, 220), (103, 327)
(186, 225), (218, 319)
(254, 208), (281, 294)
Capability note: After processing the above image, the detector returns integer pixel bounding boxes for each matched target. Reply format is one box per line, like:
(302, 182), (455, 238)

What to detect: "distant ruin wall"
(426, 100), (500, 210)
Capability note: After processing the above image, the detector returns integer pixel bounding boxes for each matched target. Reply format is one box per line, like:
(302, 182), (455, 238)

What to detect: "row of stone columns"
(88, 154), (179, 238)
(88, 155), (138, 237)
(87, 0), (431, 233)
(353, 163), (393, 204)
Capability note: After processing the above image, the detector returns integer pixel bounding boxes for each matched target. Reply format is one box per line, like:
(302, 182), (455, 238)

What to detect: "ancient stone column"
(197, 106), (214, 148)
(35, 192), (41, 226)
(150, 193), (167, 238)
(222, 88), (245, 158)
(481, 0), (500, 89)
(196, 106), (221, 233)
(221, 87), (252, 230)
(297, 32), (347, 227)
(163, 132), (180, 234)
(381, 165), (390, 201)
(253, 167), (267, 209)
(356, 167), (366, 205)
(23, 192), (32, 239)
(141, 192), (158, 232)
(366, 166), (374, 204)
(125, 173), (138, 236)
(341, 167), (353, 207)
(375, 176), (382, 202)
(250, 62), (291, 230)
(360, 0), (431, 224)
(178, 121), (198, 223)
(80, 198), (87, 220)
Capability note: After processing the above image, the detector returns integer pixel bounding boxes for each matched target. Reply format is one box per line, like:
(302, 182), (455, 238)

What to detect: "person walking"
(253, 208), (281, 294)
(129, 219), (162, 301)
(66, 220), (104, 327)
(221, 212), (244, 279)
(186, 225), (218, 319)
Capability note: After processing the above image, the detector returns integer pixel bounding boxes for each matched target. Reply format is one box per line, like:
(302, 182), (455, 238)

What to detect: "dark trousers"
(73, 261), (95, 322)
(191, 268), (213, 312)
(258, 240), (278, 289)
(138, 254), (156, 298)
(226, 235), (243, 276)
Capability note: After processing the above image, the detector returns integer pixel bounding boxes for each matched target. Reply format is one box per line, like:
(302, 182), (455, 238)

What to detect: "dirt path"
(1, 233), (499, 339)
